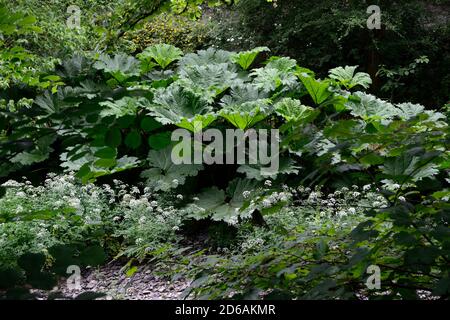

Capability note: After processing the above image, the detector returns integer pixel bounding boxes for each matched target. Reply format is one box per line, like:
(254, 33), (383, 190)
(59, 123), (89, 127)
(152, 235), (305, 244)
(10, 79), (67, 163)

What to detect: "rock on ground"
(41, 262), (191, 300)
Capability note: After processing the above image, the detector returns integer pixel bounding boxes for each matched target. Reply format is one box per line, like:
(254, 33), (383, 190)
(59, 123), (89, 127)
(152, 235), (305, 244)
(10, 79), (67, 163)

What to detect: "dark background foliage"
(206, 0), (450, 107)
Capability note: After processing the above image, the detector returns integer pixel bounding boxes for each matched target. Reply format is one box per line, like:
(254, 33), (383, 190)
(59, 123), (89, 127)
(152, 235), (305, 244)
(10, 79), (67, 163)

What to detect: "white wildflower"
(138, 216), (147, 224)
(227, 216), (238, 226)
(337, 210), (347, 217)
(262, 199), (272, 208)
(68, 198), (81, 210)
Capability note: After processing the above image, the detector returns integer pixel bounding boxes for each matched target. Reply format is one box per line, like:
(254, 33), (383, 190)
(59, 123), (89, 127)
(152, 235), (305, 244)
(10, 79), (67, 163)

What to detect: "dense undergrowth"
(209, 0), (450, 108)
(0, 2), (449, 300)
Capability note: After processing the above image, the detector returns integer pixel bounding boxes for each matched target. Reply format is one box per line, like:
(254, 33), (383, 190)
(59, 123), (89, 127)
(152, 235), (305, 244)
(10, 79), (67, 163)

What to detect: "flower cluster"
(293, 184), (388, 217)
(110, 182), (185, 259)
(0, 174), (186, 266)
(234, 184), (389, 254)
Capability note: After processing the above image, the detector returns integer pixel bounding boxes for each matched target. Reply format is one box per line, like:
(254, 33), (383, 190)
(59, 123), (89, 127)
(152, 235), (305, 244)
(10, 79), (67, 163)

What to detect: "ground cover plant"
(0, 2), (449, 301)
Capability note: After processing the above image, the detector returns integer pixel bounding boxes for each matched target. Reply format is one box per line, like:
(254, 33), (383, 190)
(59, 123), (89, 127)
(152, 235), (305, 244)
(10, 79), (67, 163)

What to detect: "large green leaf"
(329, 66), (372, 89)
(382, 153), (440, 182)
(298, 74), (332, 105)
(61, 145), (140, 182)
(148, 131), (172, 150)
(179, 48), (231, 67)
(186, 187), (226, 220)
(93, 54), (140, 83)
(34, 91), (62, 114)
(125, 130), (142, 149)
(176, 114), (217, 133)
(99, 96), (149, 118)
(11, 134), (56, 166)
(141, 117), (163, 132)
(179, 63), (241, 101)
(141, 146), (203, 191)
(219, 99), (273, 130)
(346, 92), (398, 121)
(220, 83), (269, 106)
(231, 47), (270, 70)
(395, 103), (425, 120)
(146, 84), (216, 132)
(274, 98), (319, 125)
(137, 44), (183, 69)
(186, 179), (258, 223)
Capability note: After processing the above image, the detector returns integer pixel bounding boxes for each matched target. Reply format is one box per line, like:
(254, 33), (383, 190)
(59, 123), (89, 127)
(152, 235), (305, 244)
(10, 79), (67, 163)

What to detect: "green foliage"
(127, 13), (208, 53)
(377, 56), (431, 100)
(137, 44), (183, 69)
(208, 0), (450, 107)
(0, 174), (186, 296)
(147, 84), (216, 132)
(141, 146), (203, 191)
(345, 92), (399, 121)
(0, 4), (39, 35)
(177, 182), (450, 300)
(0, 4), (60, 90)
(231, 46), (270, 70)
(251, 56), (298, 91)
(302, 80), (333, 108)
(329, 66), (372, 90)
(219, 99), (272, 130)
(99, 97), (148, 118)
(186, 178), (258, 223)
(274, 98), (319, 126)
(0, 176), (114, 267)
(94, 54), (141, 83)
(3, 1), (127, 59)
(1, 42), (449, 300)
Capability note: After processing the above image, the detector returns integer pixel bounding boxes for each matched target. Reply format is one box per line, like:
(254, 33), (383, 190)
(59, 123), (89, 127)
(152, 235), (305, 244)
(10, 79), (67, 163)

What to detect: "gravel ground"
(37, 262), (191, 300)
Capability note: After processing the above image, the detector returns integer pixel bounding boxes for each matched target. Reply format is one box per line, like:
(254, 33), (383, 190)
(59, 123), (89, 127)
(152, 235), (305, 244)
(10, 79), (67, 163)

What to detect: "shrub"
(1, 43), (448, 299)
(0, 175), (113, 267)
(125, 13), (208, 53)
(111, 182), (186, 260)
(206, 0), (450, 107)
(180, 185), (450, 300)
